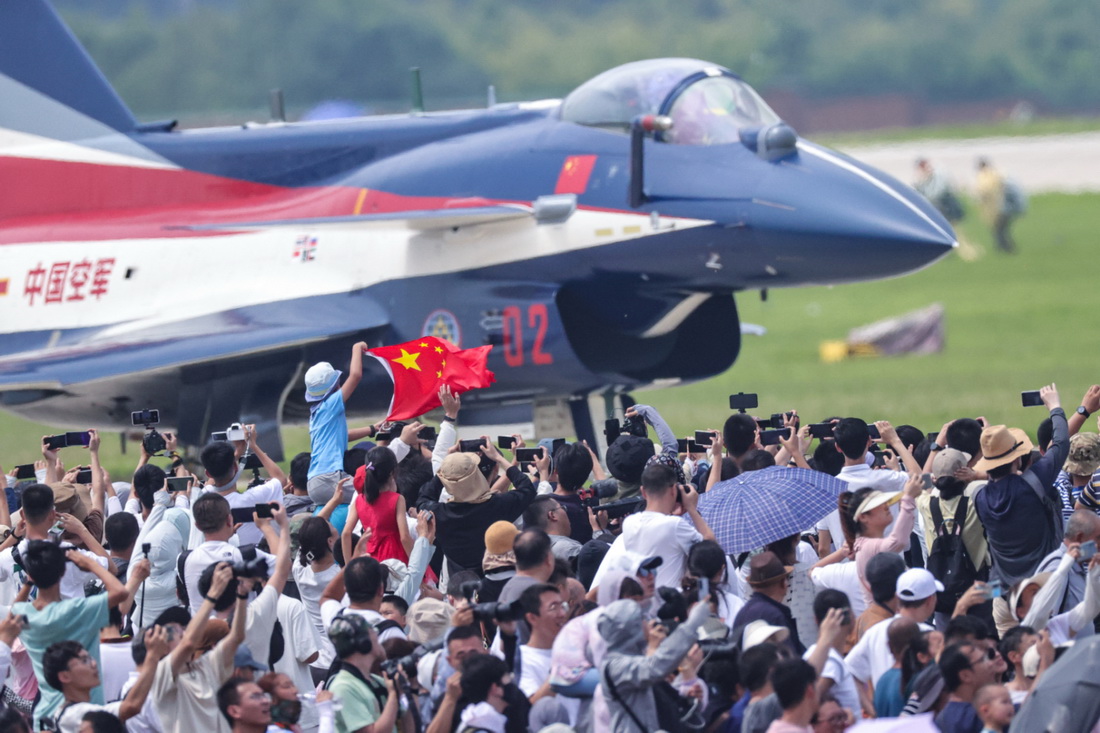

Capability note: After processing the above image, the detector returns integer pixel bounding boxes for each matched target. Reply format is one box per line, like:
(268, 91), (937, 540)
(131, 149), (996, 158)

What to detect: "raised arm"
(317, 477), (350, 521)
(118, 625), (169, 720)
(257, 504), (292, 595)
(87, 429), (106, 518)
(394, 511), (436, 605)
(67, 548), (129, 608)
(629, 404), (678, 455)
(245, 424), (287, 487)
(341, 500), (360, 568)
(394, 494), (414, 558)
(341, 341), (368, 402)
(433, 386), (461, 472)
(169, 563), (231, 674)
(1068, 385), (1100, 437)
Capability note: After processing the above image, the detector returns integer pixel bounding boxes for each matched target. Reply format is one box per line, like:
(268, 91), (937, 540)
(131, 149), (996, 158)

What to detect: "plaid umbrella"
(697, 466), (849, 554)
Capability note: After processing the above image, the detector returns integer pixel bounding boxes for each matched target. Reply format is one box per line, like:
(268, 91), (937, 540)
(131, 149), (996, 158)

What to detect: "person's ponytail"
(353, 446), (398, 504)
(838, 487), (875, 548)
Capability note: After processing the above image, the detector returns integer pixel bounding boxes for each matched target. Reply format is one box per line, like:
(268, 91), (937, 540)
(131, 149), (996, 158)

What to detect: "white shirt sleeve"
(320, 598), (343, 629)
(844, 628), (873, 683)
(432, 421), (457, 473)
(674, 515), (704, 555)
(395, 537), (433, 605)
(388, 439), (411, 463)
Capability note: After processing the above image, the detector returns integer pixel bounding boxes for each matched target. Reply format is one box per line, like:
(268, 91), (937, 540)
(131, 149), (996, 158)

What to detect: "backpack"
(926, 495), (977, 614)
(1003, 179), (1028, 216)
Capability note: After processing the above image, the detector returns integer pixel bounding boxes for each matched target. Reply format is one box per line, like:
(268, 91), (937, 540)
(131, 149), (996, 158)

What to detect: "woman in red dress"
(341, 446), (414, 565)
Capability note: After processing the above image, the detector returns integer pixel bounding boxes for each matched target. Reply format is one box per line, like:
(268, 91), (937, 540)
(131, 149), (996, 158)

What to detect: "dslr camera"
(232, 555), (268, 579)
(461, 580), (521, 624)
(131, 409), (167, 455)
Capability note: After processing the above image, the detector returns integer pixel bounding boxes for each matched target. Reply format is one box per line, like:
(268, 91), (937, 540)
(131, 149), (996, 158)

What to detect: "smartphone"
(15, 615), (28, 630)
(254, 503), (275, 519)
(239, 453), (263, 470)
(988, 580), (1004, 599)
(515, 447), (541, 463)
(926, 432), (939, 444)
(921, 473), (934, 490)
(131, 409), (160, 426)
(75, 467), (93, 484)
(729, 392), (759, 411)
(867, 424), (882, 440)
(418, 426), (437, 441)
(65, 431), (92, 447)
(871, 450), (885, 468)
(694, 430), (717, 446)
(230, 507), (257, 524)
(166, 476), (192, 493)
(677, 438), (702, 453)
(809, 423), (835, 439)
(421, 510), (434, 522)
(840, 608), (852, 625)
(210, 431), (229, 442)
(1021, 390), (1043, 407)
(497, 436), (516, 450)
(604, 418), (622, 443)
(698, 577), (709, 599)
(760, 428), (791, 446)
(459, 438), (486, 453)
(44, 434), (68, 451)
(1081, 540), (1097, 561)
(14, 464), (36, 480)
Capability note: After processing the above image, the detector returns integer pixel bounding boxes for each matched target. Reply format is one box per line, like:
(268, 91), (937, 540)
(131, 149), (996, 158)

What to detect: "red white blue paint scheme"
(0, 0), (955, 455)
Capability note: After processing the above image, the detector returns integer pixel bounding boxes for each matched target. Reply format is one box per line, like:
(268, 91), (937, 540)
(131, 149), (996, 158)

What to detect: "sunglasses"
(637, 567), (657, 578)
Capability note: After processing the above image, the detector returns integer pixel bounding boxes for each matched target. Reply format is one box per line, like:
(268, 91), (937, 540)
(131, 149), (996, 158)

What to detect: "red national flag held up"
(367, 337), (495, 420)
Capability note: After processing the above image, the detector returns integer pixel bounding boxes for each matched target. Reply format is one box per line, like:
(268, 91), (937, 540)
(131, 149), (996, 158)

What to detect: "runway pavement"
(841, 130), (1100, 195)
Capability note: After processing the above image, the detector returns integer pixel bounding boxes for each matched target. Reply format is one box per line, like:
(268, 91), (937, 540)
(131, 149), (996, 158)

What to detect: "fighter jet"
(0, 0), (955, 457)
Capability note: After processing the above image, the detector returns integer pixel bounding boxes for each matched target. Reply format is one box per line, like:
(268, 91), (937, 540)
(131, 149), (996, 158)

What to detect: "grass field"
(817, 117), (1100, 148)
(2, 192), (1098, 479)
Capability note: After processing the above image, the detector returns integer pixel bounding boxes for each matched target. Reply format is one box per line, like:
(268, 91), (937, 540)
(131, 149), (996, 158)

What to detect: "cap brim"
(747, 565), (795, 586)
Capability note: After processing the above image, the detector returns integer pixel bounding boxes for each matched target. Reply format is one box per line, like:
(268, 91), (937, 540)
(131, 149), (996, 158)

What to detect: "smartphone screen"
(760, 428), (791, 446)
(230, 507), (256, 524)
(44, 434), (67, 450)
(75, 468), (93, 484)
(1021, 390), (1043, 407)
(515, 448), (541, 463)
(65, 431), (91, 447)
(254, 503), (274, 519)
(459, 439), (486, 453)
(921, 473), (934, 490)
(1081, 540), (1097, 561)
(809, 423), (834, 439)
(694, 430), (716, 445)
(497, 436), (516, 450)
(14, 464), (36, 480)
(166, 477), (192, 493)
(867, 425), (882, 440)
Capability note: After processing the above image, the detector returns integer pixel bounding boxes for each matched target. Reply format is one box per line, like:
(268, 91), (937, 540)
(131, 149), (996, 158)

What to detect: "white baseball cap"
(304, 362), (342, 402)
(741, 619), (790, 650)
(896, 568), (944, 602)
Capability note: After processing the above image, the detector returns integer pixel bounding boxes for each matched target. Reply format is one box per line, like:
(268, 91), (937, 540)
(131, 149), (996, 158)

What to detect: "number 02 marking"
(501, 304), (554, 367)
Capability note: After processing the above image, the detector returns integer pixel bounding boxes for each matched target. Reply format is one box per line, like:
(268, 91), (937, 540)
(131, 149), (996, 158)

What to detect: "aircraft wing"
(0, 294), (387, 389)
(176, 205), (535, 234)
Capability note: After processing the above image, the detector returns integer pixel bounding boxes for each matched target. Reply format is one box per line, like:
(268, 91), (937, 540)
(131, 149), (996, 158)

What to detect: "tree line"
(55, 0), (1100, 124)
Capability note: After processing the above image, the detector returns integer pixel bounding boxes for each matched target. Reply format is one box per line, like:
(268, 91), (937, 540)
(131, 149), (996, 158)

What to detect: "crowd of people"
(1, 343), (1099, 733)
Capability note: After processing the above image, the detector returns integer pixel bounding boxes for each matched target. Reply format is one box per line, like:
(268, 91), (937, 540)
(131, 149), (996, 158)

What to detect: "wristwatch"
(1078, 406), (1092, 419)
(930, 443), (945, 452)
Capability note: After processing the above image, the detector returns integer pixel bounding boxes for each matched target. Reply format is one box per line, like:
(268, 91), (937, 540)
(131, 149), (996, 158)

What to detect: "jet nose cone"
(739, 141), (956, 287)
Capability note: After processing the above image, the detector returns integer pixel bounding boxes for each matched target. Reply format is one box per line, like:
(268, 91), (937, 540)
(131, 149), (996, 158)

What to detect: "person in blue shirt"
(304, 342), (367, 513)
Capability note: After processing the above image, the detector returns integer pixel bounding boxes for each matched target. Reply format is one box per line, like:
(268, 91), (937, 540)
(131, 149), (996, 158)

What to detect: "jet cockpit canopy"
(561, 58), (781, 145)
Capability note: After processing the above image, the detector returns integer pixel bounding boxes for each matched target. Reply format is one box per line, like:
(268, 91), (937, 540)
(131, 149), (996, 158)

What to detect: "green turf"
(2, 193), (1097, 479)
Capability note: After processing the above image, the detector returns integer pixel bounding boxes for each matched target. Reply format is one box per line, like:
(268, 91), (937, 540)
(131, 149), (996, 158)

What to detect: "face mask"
(270, 699), (302, 726)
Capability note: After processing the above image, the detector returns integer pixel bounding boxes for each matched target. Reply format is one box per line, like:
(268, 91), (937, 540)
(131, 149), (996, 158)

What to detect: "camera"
(375, 421), (407, 442)
(232, 556), (268, 579)
(380, 638), (444, 680)
(599, 496), (644, 520)
(578, 481), (617, 509)
(226, 422), (247, 442)
(133, 409), (167, 455)
(620, 414), (647, 439)
(460, 579), (521, 624)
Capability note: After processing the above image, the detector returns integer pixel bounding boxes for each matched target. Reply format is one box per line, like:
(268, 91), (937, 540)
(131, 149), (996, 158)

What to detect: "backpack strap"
(930, 496), (945, 534)
(602, 665), (648, 732)
(951, 496), (969, 536)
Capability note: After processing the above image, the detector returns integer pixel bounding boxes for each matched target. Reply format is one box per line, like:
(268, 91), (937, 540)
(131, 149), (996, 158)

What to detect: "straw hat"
(974, 425), (1033, 472)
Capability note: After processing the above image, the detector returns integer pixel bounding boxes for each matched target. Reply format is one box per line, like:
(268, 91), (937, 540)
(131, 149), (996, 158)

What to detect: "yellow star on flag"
(441, 359), (446, 367)
(436, 371), (442, 378)
(392, 348), (422, 371)
(434, 346), (443, 354)
(419, 342), (428, 347)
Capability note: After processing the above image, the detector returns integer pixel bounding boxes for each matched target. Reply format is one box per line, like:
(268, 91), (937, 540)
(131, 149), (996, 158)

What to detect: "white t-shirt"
(183, 540), (276, 614)
(99, 639), (134, 702)
(274, 595), (322, 731)
(809, 562), (867, 618)
(203, 478), (283, 547)
(518, 646), (553, 697)
(243, 584), (280, 667)
(804, 645), (860, 715)
(845, 615), (932, 687)
(152, 638), (235, 733)
(292, 562), (340, 668)
(0, 540), (109, 600)
(58, 700), (122, 733)
(592, 512), (702, 591)
(119, 670), (162, 733)
(319, 602), (407, 644)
